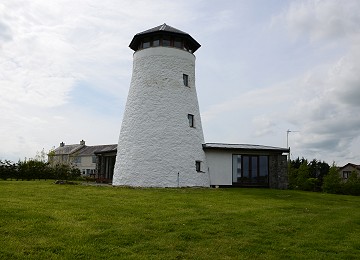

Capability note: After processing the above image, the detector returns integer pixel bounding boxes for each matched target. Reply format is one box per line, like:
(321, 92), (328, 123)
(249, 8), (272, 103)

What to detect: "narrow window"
(152, 37), (160, 47)
(196, 161), (201, 172)
(174, 38), (182, 48)
(92, 155), (97, 163)
(142, 38), (151, 49)
(162, 36), (171, 47)
(343, 171), (351, 179)
(188, 114), (194, 127)
(183, 74), (189, 86)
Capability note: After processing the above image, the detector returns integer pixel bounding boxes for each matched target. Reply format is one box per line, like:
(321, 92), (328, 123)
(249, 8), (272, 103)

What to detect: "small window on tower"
(188, 114), (194, 127)
(142, 38), (151, 49)
(183, 74), (189, 86)
(174, 38), (182, 48)
(152, 37), (160, 47)
(162, 36), (171, 47)
(196, 161), (201, 172)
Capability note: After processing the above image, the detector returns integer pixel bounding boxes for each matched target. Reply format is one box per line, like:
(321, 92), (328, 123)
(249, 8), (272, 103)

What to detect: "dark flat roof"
(203, 143), (289, 153)
(78, 144), (117, 156)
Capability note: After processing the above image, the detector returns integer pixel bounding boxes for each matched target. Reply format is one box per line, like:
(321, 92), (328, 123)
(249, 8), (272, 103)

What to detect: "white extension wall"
(113, 47), (209, 187)
(205, 150), (233, 186)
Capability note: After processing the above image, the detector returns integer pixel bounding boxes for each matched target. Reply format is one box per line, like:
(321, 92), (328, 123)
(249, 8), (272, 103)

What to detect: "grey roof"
(136, 23), (188, 36)
(53, 143), (117, 156)
(53, 144), (84, 155)
(338, 163), (360, 171)
(203, 143), (289, 153)
(77, 144), (117, 156)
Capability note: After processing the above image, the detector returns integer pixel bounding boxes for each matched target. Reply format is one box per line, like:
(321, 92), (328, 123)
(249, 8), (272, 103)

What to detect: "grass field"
(0, 181), (359, 259)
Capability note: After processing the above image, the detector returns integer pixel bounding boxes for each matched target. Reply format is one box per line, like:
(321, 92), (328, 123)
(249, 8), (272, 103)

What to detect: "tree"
(322, 164), (342, 194)
(343, 171), (360, 196)
(288, 157), (330, 192)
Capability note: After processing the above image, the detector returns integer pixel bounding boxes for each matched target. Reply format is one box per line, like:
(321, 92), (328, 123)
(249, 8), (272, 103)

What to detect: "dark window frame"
(188, 114), (194, 127)
(137, 36), (188, 52)
(232, 154), (269, 186)
(196, 161), (201, 172)
(183, 74), (189, 86)
(343, 171), (351, 179)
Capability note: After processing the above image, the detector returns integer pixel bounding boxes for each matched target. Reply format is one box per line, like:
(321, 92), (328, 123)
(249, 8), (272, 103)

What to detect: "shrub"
(342, 171), (360, 196)
(322, 166), (343, 194)
(0, 159), (81, 181)
(0, 160), (17, 180)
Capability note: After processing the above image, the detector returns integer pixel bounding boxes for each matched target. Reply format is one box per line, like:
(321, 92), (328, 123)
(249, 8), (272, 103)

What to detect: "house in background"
(49, 140), (117, 181)
(338, 163), (360, 180)
(49, 140), (85, 166)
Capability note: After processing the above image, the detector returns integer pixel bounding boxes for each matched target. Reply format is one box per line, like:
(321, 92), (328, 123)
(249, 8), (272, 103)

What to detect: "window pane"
(74, 156), (81, 163)
(243, 156), (249, 179)
(163, 37), (171, 46)
(196, 161), (201, 172)
(232, 155), (241, 182)
(174, 38), (182, 48)
(142, 38), (151, 48)
(183, 74), (189, 86)
(188, 114), (194, 127)
(152, 39), (160, 47)
(143, 41), (150, 48)
(259, 156), (268, 184)
(259, 156), (268, 177)
(251, 157), (258, 181)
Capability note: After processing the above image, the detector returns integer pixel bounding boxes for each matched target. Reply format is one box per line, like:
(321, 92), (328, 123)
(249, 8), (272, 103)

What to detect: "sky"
(1, 0), (360, 165)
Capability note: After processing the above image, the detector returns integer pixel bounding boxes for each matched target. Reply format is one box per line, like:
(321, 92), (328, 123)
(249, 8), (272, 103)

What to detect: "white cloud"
(276, 0), (360, 164)
(0, 0), (210, 160)
(282, 0), (360, 43)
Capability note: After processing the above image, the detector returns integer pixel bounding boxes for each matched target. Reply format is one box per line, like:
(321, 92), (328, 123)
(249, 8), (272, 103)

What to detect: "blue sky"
(1, 0), (360, 165)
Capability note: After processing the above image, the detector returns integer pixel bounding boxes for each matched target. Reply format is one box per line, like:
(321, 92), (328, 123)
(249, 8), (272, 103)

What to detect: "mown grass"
(0, 181), (359, 259)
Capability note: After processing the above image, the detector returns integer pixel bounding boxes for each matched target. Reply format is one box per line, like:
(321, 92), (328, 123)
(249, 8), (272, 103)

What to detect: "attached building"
(204, 143), (289, 188)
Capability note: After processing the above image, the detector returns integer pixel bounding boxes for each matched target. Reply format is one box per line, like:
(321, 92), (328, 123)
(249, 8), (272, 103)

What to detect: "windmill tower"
(113, 24), (209, 187)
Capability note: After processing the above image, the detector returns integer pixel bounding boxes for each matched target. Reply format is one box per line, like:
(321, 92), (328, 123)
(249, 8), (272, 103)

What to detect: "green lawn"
(0, 181), (359, 259)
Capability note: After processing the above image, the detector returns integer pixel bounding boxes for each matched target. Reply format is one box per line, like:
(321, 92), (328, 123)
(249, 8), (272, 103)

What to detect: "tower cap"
(129, 23), (201, 53)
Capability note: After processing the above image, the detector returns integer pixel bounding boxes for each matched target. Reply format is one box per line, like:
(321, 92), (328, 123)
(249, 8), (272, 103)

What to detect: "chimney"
(80, 140), (85, 145)
(60, 142), (65, 147)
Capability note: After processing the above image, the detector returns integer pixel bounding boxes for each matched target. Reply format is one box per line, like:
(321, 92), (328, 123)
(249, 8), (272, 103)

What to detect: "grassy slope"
(0, 181), (359, 259)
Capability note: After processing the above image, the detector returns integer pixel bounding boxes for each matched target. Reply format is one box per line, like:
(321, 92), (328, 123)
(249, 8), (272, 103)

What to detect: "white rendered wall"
(113, 47), (209, 187)
(205, 150), (233, 186)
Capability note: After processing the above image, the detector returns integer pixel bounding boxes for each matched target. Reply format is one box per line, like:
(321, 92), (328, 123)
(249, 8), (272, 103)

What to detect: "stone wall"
(269, 155), (288, 189)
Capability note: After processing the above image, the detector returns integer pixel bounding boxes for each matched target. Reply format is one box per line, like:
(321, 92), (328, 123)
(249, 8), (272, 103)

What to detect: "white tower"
(113, 24), (209, 187)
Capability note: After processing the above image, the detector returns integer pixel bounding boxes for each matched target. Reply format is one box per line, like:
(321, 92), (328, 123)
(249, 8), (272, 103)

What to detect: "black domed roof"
(129, 23), (201, 53)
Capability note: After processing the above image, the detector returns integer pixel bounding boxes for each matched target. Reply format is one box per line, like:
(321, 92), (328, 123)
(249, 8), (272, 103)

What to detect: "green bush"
(0, 160), (17, 180)
(0, 159), (81, 181)
(322, 166), (343, 194)
(303, 178), (319, 191)
(342, 171), (360, 196)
